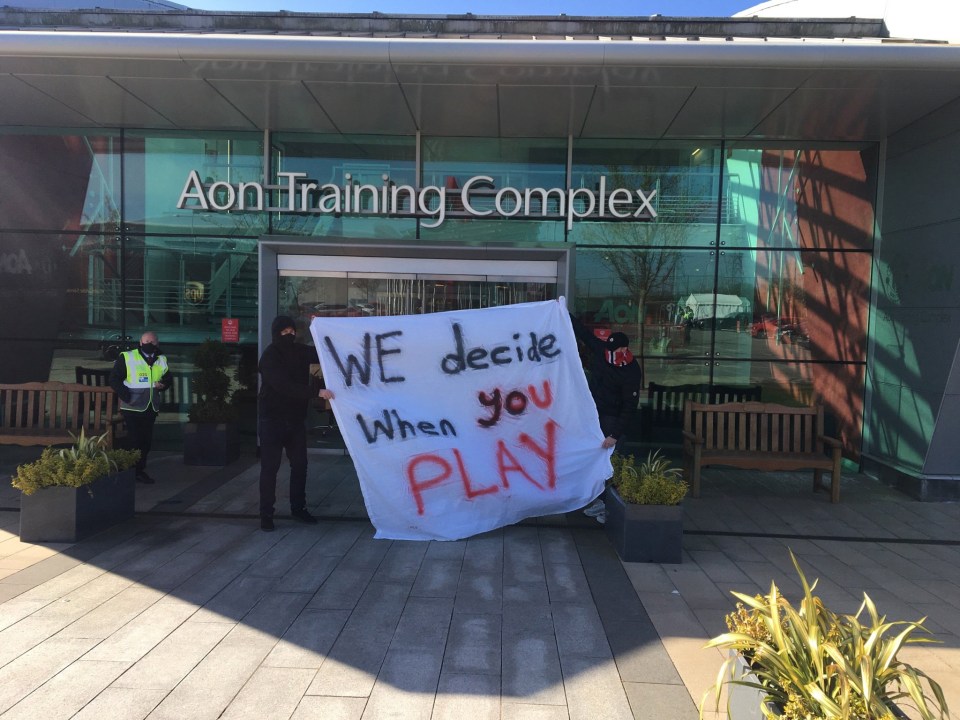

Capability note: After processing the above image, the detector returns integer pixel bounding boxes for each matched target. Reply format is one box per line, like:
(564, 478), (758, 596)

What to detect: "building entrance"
(258, 239), (573, 451)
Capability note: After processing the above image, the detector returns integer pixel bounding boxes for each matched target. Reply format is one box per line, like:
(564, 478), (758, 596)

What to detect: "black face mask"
(278, 334), (296, 347)
(140, 343), (159, 356)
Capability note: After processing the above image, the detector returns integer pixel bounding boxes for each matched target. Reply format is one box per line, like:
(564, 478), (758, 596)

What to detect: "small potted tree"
(12, 429), (140, 542)
(701, 551), (949, 720)
(604, 450), (688, 563)
(184, 339), (240, 466)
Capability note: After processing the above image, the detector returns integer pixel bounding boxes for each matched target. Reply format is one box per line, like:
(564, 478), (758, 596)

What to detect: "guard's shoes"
(291, 508), (318, 524)
(136, 471), (155, 485)
(260, 516), (275, 532)
(594, 511), (607, 525)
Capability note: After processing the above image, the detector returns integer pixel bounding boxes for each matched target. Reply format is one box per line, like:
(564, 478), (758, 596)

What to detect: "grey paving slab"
(111, 620), (235, 690)
(389, 596), (453, 653)
(560, 654), (634, 720)
(360, 647), (444, 720)
(604, 619), (684, 685)
(543, 558), (592, 603)
(501, 702), (570, 720)
(307, 565), (378, 610)
(191, 575), (275, 623)
(70, 687), (167, 720)
(0, 636), (99, 714)
(305, 639), (388, 698)
(623, 681), (700, 720)
(263, 608), (351, 669)
(501, 605), (566, 705)
(503, 578), (550, 605)
(370, 540), (428, 583)
(220, 666), (315, 720)
(432, 672), (500, 720)
(290, 696), (367, 720)
(144, 624), (277, 720)
(56, 585), (165, 640)
(246, 527), (327, 578)
(410, 558), (462, 598)
(0, 659), (130, 720)
(442, 612), (502, 675)
(454, 569), (502, 614)
(552, 601), (613, 660)
(84, 598), (200, 663)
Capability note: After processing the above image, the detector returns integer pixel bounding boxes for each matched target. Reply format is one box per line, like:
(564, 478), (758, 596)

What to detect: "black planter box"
(19, 468), (136, 543)
(183, 422), (239, 466)
(604, 486), (683, 563)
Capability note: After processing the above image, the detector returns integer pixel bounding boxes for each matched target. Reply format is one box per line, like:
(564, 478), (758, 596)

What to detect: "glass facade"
(0, 128), (878, 456)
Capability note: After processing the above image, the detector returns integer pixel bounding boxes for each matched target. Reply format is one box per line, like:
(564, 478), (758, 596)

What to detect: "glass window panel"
(271, 133), (416, 238)
(419, 219), (565, 244)
(571, 139), (724, 239)
(0, 231), (130, 380)
(123, 236), (258, 346)
(713, 360), (864, 455)
(124, 131), (266, 236)
(724, 144), (878, 251)
(0, 130), (120, 233)
(714, 249), (870, 362)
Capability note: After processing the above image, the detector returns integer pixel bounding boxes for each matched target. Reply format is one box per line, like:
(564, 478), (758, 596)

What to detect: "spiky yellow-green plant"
(11, 429), (140, 496)
(611, 450), (688, 505)
(700, 551), (949, 720)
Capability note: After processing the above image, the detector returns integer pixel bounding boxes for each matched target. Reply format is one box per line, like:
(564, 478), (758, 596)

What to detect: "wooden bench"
(75, 365), (195, 413)
(682, 401), (843, 503)
(0, 381), (119, 449)
(641, 382), (762, 441)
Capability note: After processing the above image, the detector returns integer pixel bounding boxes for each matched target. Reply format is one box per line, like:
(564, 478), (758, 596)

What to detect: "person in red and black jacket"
(569, 313), (643, 522)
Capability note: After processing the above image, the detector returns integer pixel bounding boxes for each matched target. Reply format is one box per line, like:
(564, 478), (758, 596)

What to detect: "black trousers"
(122, 409), (158, 474)
(259, 416), (308, 518)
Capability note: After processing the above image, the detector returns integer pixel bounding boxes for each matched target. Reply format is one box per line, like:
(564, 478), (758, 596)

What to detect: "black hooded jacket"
(570, 314), (643, 440)
(258, 316), (320, 421)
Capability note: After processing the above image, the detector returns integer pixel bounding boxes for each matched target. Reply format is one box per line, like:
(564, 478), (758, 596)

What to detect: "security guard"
(109, 330), (170, 484)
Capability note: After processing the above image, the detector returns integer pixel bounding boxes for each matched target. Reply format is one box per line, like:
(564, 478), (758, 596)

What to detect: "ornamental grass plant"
(701, 551), (950, 720)
(11, 429), (140, 496)
(610, 450), (688, 505)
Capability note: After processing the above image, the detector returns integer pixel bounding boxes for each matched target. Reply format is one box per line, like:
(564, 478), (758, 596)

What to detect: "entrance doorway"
(258, 239), (573, 450)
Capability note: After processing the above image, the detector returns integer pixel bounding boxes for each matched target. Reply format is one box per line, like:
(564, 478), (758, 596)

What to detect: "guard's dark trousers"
(122, 409), (158, 475)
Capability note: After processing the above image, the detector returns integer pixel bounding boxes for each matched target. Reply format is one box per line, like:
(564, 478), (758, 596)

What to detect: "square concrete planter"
(19, 468), (136, 543)
(604, 485), (683, 563)
(183, 422), (240, 466)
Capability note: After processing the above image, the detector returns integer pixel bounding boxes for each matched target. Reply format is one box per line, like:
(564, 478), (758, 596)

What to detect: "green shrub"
(702, 551), (949, 720)
(611, 450), (688, 505)
(189, 339), (238, 423)
(11, 429), (140, 496)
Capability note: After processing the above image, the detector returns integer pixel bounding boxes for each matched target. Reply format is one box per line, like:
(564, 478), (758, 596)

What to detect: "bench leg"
(830, 450), (842, 504)
(686, 449), (702, 498)
(813, 469), (822, 494)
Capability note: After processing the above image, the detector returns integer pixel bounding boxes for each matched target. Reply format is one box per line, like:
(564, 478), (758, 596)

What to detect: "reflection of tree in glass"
(597, 167), (696, 378)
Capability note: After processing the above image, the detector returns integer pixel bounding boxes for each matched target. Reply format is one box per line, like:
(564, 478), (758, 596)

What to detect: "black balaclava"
(271, 315), (297, 347)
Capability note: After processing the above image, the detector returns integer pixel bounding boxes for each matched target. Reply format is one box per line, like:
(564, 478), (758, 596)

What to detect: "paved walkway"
(1, 447), (959, 719)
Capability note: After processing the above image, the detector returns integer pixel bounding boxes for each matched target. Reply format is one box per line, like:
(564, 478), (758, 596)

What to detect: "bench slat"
(683, 400), (843, 503)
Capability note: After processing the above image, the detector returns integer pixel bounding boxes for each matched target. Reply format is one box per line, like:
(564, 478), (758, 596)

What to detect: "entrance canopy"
(1, 12), (960, 140)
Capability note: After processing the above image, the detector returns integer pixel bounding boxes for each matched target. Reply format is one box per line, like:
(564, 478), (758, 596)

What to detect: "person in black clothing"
(570, 314), (643, 522)
(258, 315), (334, 532)
(109, 330), (170, 484)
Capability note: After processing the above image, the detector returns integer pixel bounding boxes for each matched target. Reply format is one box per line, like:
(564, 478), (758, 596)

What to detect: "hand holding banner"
(310, 297), (611, 541)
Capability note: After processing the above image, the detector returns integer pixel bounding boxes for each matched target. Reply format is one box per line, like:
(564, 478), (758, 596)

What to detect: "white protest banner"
(310, 298), (611, 541)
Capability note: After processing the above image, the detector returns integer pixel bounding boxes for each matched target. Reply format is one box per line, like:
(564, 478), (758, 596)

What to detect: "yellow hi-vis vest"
(119, 350), (168, 412)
